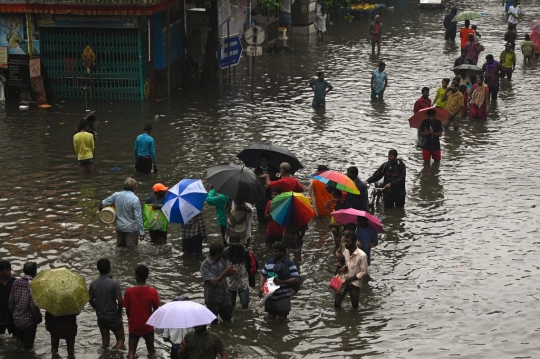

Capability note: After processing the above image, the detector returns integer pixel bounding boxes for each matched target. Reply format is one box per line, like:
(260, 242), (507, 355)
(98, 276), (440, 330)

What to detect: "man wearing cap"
(0, 260), (16, 337)
(145, 183), (169, 245)
(308, 165), (333, 217)
(343, 166), (369, 212)
(135, 124), (158, 174)
(101, 177), (145, 248)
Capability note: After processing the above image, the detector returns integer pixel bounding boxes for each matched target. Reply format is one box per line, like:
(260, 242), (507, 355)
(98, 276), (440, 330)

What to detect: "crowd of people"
(2, 142), (409, 357)
(6, 2), (538, 358)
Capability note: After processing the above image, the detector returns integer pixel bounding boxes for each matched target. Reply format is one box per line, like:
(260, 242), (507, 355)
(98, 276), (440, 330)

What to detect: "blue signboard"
(218, 34), (243, 69)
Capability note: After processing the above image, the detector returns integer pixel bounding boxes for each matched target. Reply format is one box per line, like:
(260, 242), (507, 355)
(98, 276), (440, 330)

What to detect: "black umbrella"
(452, 64), (483, 75)
(206, 163), (266, 204)
(236, 142), (303, 175)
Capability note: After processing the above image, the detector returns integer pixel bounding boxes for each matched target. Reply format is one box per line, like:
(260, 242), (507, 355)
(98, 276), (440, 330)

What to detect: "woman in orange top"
(308, 165), (333, 218)
(459, 20), (475, 49)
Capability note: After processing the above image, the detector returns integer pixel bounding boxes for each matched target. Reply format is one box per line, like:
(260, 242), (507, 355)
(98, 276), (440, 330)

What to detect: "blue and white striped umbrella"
(161, 179), (207, 224)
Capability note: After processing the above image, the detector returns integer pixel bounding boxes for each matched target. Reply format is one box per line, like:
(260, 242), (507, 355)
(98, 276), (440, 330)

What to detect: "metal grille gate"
(40, 27), (144, 101)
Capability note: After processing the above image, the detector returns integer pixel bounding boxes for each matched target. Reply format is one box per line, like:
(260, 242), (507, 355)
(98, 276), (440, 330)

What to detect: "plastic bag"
(329, 274), (346, 294)
(143, 204), (168, 231)
(261, 277), (280, 301)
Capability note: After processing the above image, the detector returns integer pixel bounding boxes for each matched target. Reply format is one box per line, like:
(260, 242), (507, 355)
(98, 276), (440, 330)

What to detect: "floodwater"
(1, 0), (540, 357)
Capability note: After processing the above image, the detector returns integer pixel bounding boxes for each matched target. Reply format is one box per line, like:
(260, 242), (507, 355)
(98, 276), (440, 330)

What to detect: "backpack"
(245, 250), (258, 287)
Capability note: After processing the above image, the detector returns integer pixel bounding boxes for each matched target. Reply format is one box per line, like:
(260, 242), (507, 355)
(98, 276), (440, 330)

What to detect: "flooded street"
(1, 0), (540, 357)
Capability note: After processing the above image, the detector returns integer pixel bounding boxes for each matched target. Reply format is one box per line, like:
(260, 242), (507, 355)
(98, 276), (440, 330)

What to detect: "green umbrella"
(452, 11), (482, 22)
(30, 268), (89, 316)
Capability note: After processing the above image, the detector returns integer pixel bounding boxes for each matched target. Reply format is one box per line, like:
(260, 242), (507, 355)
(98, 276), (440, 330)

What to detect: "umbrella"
(408, 107), (448, 128)
(236, 142), (303, 175)
(530, 20), (540, 34)
(206, 162), (266, 204)
(146, 301), (216, 328)
(331, 208), (385, 233)
(452, 11), (482, 22)
(269, 191), (316, 227)
(452, 63), (484, 75)
(161, 179), (207, 224)
(30, 268), (90, 316)
(311, 171), (360, 194)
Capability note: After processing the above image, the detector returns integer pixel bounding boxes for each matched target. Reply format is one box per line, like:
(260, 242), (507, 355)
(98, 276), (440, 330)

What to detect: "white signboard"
(245, 46), (263, 56)
(219, 0), (231, 24)
(244, 25), (266, 45)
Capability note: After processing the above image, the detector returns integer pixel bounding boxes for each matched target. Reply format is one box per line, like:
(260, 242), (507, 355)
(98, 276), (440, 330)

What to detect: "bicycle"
(368, 182), (384, 213)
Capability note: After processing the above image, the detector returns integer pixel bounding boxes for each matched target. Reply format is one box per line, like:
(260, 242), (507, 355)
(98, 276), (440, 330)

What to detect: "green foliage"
(344, 12), (354, 22)
(260, 0), (283, 10)
(322, 0), (351, 11)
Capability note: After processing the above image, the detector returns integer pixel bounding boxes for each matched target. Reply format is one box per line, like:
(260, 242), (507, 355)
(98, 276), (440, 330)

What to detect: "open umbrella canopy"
(331, 208), (385, 233)
(30, 268), (90, 316)
(270, 191), (316, 227)
(236, 142), (303, 175)
(452, 11), (482, 22)
(162, 179), (207, 224)
(206, 162), (265, 204)
(453, 63), (484, 75)
(408, 107), (448, 128)
(530, 20), (540, 34)
(311, 171), (360, 194)
(146, 301), (216, 329)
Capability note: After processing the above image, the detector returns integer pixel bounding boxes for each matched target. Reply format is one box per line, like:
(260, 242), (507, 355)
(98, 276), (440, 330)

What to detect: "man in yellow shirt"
(443, 81), (464, 131)
(73, 119), (95, 174)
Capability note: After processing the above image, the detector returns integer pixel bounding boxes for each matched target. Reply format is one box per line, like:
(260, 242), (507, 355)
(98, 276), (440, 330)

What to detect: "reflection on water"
(1, 0), (540, 357)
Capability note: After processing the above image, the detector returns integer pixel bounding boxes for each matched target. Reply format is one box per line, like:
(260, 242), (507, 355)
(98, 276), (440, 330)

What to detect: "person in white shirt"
(507, 0), (520, 27)
(333, 232), (368, 309)
(163, 297), (193, 359)
(315, 7), (328, 45)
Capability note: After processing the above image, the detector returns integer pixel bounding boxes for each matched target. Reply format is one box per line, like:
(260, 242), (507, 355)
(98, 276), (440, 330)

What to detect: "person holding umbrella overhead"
(253, 153), (278, 224)
(419, 109), (443, 163)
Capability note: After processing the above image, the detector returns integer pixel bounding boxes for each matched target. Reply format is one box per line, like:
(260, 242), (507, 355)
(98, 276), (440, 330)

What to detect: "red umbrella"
(408, 107), (448, 129)
(331, 208), (384, 233)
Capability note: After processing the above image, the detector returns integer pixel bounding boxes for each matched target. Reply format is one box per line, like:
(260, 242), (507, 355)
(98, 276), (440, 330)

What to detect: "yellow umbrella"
(30, 268), (89, 316)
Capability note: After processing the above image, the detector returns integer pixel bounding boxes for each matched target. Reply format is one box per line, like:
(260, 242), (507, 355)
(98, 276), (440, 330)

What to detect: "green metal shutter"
(40, 27), (145, 101)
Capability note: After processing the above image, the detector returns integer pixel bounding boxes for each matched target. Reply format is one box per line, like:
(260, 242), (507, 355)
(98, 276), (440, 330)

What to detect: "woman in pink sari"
(470, 76), (489, 120)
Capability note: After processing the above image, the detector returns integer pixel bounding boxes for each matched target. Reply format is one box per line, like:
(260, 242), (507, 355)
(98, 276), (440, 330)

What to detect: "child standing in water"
(521, 34), (534, 63)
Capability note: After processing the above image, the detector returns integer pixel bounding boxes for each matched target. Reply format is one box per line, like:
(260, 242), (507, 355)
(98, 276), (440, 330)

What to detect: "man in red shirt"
(123, 265), (160, 359)
(413, 87), (432, 113)
(459, 20), (475, 49)
(262, 162), (304, 193)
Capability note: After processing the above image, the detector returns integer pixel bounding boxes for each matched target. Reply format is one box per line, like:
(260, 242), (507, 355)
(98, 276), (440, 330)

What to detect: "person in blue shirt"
(309, 71), (333, 108)
(356, 216), (378, 266)
(259, 241), (299, 321)
(134, 124), (158, 174)
(100, 177), (145, 248)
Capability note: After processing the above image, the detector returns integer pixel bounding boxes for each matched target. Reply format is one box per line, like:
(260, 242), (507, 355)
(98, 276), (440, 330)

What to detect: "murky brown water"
(2, 0), (540, 357)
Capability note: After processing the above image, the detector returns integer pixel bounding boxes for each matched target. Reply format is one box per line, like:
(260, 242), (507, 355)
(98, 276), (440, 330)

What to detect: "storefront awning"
(0, 0), (179, 16)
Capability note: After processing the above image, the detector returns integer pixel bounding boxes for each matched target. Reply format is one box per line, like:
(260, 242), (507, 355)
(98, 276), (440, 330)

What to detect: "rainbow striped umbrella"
(269, 192), (316, 227)
(311, 170), (360, 194)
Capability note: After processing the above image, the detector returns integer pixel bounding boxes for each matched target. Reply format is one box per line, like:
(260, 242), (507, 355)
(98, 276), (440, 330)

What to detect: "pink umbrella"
(331, 208), (385, 233)
(529, 19), (540, 34)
